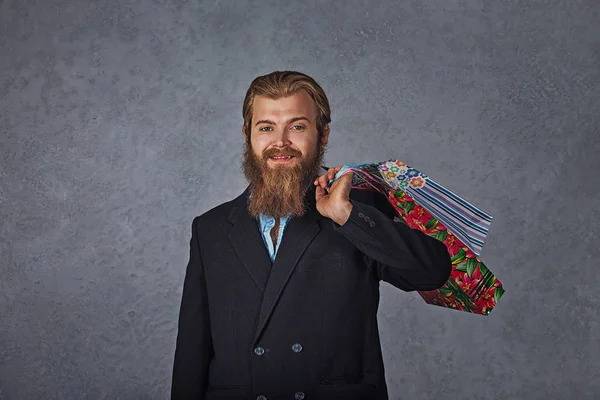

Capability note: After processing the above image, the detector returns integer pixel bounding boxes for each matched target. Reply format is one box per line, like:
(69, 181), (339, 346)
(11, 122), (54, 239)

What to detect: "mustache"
(263, 148), (302, 159)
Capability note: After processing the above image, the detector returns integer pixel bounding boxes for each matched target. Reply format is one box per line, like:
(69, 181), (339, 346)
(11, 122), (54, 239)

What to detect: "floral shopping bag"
(326, 160), (504, 315)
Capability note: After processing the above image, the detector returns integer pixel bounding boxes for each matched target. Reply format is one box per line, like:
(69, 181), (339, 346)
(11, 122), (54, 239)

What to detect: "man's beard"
(241, 138), (326, 219)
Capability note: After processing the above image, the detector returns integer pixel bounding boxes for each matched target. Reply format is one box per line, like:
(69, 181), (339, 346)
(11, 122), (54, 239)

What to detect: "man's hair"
(242, 71), (331, 141)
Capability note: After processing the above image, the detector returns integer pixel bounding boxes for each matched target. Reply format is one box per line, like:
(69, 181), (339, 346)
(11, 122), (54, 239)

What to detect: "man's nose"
(272, 128), (292, 146)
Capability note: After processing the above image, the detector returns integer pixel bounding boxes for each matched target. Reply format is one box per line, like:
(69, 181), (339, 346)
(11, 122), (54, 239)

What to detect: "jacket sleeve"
(171, 216), (214, 399)
(333, 190), (452, 292)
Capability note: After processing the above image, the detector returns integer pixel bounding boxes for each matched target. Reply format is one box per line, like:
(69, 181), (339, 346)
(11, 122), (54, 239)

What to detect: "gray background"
(1, 0), (599, 399)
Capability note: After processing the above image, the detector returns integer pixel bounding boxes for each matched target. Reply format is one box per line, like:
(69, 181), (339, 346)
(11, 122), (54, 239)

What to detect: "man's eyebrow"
(254, 116), (311, 126)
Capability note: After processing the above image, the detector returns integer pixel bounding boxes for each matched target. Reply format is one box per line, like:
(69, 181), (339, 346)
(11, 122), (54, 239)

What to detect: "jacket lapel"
(226, 184), (322, 343)
(227, 187), (273, 293)
(253, 195), (321, 343)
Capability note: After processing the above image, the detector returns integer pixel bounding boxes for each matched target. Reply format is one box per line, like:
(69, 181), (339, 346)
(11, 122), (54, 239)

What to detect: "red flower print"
(471, 303), (487, 315)
(418, 209), (432, 225)
(450, 269), (464, 281)
(463, 248), (477, 260)
(410, 176), (425, 188)
(418, 291), (439, 303)
(456, 268), (483, 294)
(474, 285), (497, 314)
(451, 299), (466, 312)
(444, 234), (462, 256)
(414, 220), (427, 232)
(425, 226), (438, 236)
(407, 206), (432, 229)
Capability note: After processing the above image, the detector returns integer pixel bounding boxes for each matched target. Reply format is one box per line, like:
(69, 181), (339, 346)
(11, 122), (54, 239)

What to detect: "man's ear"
(321, 124), (330, 145)
(242, 126), (248, 142)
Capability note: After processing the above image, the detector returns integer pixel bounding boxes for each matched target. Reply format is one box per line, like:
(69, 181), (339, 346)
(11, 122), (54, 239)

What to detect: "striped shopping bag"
(326, 161), (504, 315)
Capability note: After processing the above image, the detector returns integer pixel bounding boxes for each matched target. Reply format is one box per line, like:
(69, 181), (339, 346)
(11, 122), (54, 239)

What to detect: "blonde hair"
(242, 71), (331, 141)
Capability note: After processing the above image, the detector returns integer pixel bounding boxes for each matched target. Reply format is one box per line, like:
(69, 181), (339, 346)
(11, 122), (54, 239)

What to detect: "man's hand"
(314, 165), (353, 226)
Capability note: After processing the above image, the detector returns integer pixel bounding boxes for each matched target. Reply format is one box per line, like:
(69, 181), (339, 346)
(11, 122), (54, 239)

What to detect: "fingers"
(327, 165), (343, 182)
(314, 171), (332, 188)
(330, 165), (343, 179)
(314, 165), (345, 188)
(314, 174), (327, 188)
(315, 184), (326, 198)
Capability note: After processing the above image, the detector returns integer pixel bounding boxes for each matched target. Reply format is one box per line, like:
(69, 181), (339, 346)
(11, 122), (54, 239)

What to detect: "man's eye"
(259, 125), (304, 132)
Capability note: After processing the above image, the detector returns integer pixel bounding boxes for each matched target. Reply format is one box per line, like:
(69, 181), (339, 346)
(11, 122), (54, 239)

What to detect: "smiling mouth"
(269, 156), (294, 160)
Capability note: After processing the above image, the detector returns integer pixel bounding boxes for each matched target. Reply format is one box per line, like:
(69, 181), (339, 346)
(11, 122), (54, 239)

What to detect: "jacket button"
(292, 343), (303, 353)
(358, 212), (364, 218)
(257, 396), (267, 400)
(254, 347), (265, 356)
(369, 221), (376, 227)
(364, 216), (370, 222)
(294, 392), (305, 400)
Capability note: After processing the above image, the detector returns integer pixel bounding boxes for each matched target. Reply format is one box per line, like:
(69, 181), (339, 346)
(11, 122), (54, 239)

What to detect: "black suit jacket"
(172, 183), (452, 400)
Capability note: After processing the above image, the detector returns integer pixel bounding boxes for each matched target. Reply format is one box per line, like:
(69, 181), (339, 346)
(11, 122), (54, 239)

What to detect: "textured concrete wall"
(1, 0), (599, 399)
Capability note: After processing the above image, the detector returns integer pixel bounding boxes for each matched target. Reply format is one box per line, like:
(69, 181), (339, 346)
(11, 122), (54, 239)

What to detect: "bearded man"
(171, 71), (452, 400)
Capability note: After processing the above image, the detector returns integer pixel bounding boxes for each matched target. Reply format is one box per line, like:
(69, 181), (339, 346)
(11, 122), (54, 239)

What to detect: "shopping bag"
(326, 160), (504, 315)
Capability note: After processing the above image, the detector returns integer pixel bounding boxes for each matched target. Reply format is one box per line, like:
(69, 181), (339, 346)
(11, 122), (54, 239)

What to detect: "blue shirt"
(258, 214), (291, 262)
(248, 190), (292, 262)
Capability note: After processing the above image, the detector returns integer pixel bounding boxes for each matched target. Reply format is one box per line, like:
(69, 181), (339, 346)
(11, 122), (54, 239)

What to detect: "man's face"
(241, 90), (330, 219)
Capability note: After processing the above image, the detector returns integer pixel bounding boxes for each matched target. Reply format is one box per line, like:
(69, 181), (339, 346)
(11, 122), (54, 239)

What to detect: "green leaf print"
(433, 230), (448, 242)
(494, 286), (505, 303)
(455, 261), (468, 272)
(425, 218), (438, 230)
(478, 261), (490, 276)
(451, 248), (466, 264)
(466, 258), (477, 278)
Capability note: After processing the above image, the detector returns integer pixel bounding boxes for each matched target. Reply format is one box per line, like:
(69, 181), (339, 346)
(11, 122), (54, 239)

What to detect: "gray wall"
(1, 0), (599, 399)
